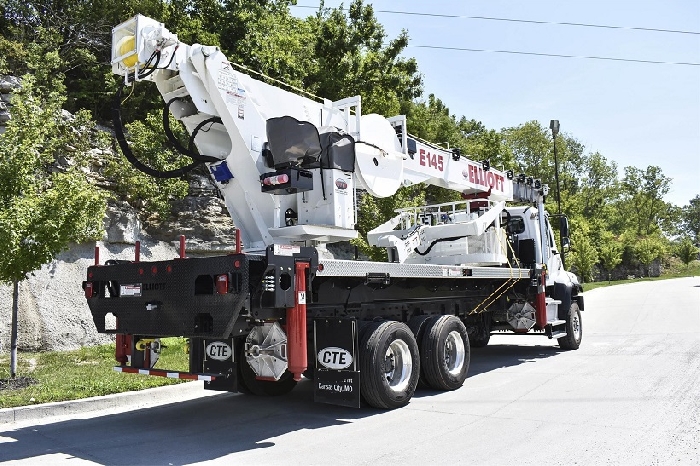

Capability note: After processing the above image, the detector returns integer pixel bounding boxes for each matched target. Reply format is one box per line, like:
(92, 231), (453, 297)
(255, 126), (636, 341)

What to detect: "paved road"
(1, 277), (698, 465)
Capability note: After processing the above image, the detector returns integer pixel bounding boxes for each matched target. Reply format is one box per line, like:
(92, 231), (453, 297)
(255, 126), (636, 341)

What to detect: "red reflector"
(166, 265), (173, 273)
(216, 274), (229, 294)
(233, 260), (241, 269)
(317, 263), (324, 271)
(263, 174), (289, 185)
(84, 282), (94, 299)
(151, 266), (158, 275)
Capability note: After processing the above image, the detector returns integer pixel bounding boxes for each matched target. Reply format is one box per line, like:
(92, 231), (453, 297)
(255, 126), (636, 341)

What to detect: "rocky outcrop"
(591, 259), (662, 282)
(0, 75), (20, 133)
(145, 174), (238, 253)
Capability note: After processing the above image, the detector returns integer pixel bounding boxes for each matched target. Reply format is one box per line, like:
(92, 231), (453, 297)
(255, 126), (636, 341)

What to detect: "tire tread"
(558, 302), (582, 350)
(421, 316), (470, 391)
(359, 321), (419, 409)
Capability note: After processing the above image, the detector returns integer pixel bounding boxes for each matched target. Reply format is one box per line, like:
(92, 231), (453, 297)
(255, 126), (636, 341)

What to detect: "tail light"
(216, 274), (229, 294)
(84, 282), (94, 298)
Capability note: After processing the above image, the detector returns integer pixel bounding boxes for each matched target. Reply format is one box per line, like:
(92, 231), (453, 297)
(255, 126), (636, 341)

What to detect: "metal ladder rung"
(163, 86), (191, 101)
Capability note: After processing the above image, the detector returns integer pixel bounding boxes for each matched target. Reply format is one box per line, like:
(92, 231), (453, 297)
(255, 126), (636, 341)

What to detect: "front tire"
(421, 316), (470, 390)
(360, 321), (420, 409)
(558, 302), (582, 350)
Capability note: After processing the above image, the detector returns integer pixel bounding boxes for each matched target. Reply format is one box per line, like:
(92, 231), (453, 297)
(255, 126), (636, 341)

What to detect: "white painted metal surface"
(110, 15), (560, 274)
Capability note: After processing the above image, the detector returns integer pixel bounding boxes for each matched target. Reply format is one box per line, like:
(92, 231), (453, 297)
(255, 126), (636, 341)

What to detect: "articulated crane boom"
(111, 15), (535, 257)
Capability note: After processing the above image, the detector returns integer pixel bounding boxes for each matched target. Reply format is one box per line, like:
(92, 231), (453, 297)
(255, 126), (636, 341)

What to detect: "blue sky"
(292, 0), (700, 207)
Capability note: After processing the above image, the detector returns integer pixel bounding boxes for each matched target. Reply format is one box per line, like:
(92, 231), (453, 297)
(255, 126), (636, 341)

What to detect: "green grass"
(583, 260), (700, 292)
(0, 337), (189, 409)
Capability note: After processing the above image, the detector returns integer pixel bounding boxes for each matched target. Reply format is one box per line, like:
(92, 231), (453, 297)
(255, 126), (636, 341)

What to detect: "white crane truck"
(83, 15), (584, 409)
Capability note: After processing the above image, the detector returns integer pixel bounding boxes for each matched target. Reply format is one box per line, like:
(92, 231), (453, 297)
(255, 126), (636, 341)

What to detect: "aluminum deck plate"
(316, 259), (530, 279)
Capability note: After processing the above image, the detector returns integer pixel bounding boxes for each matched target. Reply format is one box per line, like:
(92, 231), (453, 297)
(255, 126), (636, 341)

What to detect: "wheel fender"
(554, 281), (572, 321)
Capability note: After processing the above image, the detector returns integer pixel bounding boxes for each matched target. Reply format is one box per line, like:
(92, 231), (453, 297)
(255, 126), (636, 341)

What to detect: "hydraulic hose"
(112, 84), (201, 179)
(163, 98), (220, 163)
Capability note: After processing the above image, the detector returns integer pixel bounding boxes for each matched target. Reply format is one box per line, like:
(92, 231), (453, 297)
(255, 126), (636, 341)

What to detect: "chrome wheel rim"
(385, 339), (412, 392)
(444, 330), (466, 376)
(572, 312), (582, 341)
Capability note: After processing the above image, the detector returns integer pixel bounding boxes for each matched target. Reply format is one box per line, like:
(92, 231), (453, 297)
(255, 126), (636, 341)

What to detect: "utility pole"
(550, 120), (567, 269)
(549, 120), (562, 216)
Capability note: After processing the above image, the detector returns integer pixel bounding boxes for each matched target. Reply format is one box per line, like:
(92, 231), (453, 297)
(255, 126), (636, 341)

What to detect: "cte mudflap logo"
(335, 178), (348, 190)
(205, 341), (232, 361)
(317, 347), (353, 370)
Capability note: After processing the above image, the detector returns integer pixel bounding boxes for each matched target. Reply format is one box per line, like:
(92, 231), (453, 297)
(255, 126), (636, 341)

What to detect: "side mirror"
(561, 236), (571, 253)
(559, 215), (570, 238)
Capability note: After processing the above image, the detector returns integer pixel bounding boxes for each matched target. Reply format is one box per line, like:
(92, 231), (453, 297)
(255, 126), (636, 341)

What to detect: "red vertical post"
(287, 261), (309, 382)
(535, 269), (547, 328)
(179, 235), (186, 259)
(143, 340), (151, 369)
(134, 241), (140, 263)
(235, 229), (241, 254)
(94, 246), (100, 266)
(115, 332), (131, 365)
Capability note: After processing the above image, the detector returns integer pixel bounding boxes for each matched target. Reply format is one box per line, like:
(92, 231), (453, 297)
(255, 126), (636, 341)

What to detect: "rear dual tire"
(419, 316), (470, 391)
(359, 316), (471, 409)
(359, 321), (420, 409)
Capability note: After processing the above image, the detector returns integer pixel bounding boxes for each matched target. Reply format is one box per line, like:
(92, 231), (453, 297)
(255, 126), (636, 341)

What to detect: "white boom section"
(367, 199), (509, 265)
(404, 140), (513, 201)
(111, 15), (537, 266)
(112, 15), (365, 250)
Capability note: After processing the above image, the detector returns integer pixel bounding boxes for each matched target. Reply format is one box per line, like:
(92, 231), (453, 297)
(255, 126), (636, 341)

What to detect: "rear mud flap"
(199, 338), (239, 392)
(313, 318), (360, 408)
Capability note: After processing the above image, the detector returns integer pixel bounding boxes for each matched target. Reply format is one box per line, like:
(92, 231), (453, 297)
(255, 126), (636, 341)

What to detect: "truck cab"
(505, 205), (574, 288)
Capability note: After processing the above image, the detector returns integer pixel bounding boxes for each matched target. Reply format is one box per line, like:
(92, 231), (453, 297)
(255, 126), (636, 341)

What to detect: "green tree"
(617, 166), (674, 236)
(681, 195), (700, 244)
(578, 152), (619, 224)
(632, 235), (666, 277)
(0, 77), (106, 377)
(459, 118), (510, 168)
(305, 0), (422, 115)
(104, 110), (191, 219)
(598, 234), (623, 283)
(501, 121), (586, 217)
(0, 0), (233, 120)
(675, 236), (699, 268)
(569, 227), (598, 283)
(216, 1), (312, 89)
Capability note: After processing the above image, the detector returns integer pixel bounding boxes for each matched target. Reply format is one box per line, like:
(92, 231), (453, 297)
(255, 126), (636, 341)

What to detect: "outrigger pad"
(266, 116), (322, 168)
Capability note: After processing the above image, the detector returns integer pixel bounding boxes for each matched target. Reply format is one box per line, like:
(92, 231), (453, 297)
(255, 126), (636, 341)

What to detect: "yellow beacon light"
(116, 35), (138, 68)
